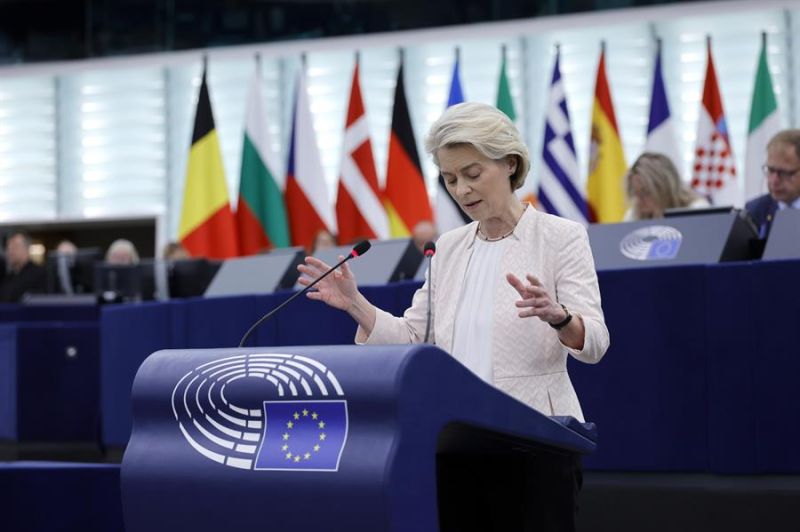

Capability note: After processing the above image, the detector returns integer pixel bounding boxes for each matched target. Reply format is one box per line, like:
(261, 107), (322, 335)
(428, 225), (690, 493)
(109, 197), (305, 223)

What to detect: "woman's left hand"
(506, 273), (567, 325)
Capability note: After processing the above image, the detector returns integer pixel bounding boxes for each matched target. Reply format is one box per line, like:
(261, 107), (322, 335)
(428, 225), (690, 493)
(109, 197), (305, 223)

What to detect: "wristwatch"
(549, 304), (572, 331)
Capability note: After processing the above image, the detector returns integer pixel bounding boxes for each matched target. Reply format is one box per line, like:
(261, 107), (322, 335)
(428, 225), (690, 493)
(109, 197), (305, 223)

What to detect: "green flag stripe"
(748, 43), (778, 133)
(496, 56), (516, 121)
(240, 134), (290, 247)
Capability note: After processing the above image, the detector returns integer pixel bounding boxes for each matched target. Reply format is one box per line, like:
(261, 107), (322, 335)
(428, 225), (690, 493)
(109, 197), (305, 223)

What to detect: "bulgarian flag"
(178, 65), (239, 259)
(236, 70), (290, 255)
(335, 60), (389, 243)
(284, 67), (336, 250)
(384, 56), (433, 237)
(745, 32), (780, 202)
(586, 44), (627, 223)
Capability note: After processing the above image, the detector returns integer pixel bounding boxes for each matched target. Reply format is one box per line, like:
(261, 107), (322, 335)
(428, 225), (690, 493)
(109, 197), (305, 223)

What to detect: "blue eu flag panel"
(256, 400), (348, 471)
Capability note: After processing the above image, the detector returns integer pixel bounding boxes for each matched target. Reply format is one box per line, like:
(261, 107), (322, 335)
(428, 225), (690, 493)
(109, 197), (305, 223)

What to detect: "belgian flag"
(178, 65), (239, 258)
(383, 58), (433, 237)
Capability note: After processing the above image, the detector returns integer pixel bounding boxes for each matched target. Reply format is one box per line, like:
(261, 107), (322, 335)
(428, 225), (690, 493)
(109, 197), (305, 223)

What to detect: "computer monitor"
(94, 264), (142, 303)
(46, 248), (103, 295)
(169, 258), (220, 299)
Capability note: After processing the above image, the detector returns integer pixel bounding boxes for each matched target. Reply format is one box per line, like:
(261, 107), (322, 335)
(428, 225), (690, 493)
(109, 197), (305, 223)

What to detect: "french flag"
(644, 41), (682, 171)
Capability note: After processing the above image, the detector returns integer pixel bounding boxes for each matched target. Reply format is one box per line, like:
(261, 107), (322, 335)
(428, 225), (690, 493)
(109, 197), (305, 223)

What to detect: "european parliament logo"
(619, 225), (682, 261)
(171, 353), (348, 472)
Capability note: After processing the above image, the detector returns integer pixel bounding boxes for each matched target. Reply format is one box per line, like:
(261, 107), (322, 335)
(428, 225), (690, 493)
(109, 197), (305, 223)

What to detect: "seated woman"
(625, 152), (709, 220)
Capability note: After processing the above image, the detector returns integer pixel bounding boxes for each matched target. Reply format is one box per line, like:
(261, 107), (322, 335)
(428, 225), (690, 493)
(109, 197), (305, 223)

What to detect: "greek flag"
(537, 50), (590, 224)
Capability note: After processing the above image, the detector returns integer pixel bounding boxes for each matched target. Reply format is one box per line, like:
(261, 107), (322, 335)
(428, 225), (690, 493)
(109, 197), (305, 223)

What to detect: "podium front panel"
(588, 212), (755, 270)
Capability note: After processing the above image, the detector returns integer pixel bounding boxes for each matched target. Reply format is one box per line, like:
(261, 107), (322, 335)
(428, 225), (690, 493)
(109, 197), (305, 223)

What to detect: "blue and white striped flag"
(435, 50), (472, 234)
(644, 42), (682, 170)
(537, 50), (590, 224)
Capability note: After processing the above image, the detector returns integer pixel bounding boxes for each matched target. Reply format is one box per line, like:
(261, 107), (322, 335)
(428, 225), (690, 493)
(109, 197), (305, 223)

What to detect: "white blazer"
(357, 206), (609, 421)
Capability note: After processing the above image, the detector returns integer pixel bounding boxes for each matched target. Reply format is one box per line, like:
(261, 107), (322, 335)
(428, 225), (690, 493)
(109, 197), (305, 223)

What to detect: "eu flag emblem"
(255, 400), (348, 471)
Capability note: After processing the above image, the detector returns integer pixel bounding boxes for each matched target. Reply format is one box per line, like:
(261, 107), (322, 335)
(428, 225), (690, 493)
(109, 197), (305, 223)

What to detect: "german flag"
(178, 66), (239, 258)
(384, 60), (433, 237)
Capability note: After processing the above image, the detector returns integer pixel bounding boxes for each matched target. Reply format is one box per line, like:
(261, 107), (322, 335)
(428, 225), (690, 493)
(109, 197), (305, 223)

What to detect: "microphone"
(237, 240), (372, 347)
(422, 241), (436, 344)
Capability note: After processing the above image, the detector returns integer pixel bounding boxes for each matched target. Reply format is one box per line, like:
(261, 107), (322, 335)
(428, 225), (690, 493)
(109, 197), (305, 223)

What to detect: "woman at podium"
(299, 102), (609, 422)
(300, 102), (609, 531)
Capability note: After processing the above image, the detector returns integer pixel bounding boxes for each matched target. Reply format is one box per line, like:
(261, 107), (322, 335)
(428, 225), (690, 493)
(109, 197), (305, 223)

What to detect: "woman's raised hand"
(297, 255), (360, 312)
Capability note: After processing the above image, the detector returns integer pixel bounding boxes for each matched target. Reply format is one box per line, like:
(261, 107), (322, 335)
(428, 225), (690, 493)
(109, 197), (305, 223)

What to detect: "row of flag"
(542, 33), (779, 226)
(178, 57), (434, 258)
(178, 33), (780, 258)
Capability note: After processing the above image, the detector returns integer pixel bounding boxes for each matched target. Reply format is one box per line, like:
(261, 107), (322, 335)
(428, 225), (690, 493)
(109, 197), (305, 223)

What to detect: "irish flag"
(586, 45), (627, 223)
(745, 32), (780, 202)
(335, 60), (389, 243)
(236, 70), (290, 255)
(178, 66), (239, 259)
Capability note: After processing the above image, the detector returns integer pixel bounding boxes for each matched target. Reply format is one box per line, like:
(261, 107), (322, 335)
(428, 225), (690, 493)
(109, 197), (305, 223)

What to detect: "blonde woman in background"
(625, 152), (709, 220)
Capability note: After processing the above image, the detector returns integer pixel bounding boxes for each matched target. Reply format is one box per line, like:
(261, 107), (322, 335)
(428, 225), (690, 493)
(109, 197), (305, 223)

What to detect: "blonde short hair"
(625, 152), (698, 218)
(425, 102), (530, 191)
(106, 239), (140, 265)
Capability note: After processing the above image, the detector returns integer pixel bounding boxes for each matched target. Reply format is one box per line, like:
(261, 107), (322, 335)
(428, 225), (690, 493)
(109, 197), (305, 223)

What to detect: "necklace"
(477, 204), (527, 241)
(477, 226), (514, 241)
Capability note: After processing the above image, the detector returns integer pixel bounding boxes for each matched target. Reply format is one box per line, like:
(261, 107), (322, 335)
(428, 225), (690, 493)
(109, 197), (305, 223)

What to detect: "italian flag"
(236, 71), (290, 255)
(745, 33), (780, 202)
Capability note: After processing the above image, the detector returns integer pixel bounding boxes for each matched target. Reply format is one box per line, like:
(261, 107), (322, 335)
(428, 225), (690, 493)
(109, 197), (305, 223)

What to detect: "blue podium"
(121, 345), (596, 531)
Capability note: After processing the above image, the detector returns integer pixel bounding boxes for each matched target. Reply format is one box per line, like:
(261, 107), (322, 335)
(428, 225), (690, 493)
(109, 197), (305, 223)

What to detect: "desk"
(99, 262), (800, 474)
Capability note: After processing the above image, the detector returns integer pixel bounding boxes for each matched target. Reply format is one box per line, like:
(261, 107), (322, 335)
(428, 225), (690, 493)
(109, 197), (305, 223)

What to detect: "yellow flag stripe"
(384, 200), (411, 237)
(179, 131), (231, 239)
(587, 101), (627, 223)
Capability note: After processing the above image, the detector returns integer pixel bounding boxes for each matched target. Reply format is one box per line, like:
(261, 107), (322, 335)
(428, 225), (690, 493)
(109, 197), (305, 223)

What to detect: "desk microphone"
(238, 240), (372, 347)
(422, 241), (435, 344)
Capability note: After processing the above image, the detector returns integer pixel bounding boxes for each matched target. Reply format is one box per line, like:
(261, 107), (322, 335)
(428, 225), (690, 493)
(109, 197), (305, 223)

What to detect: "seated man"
(746, 129), (800, 237)
(0, 232), (46, 302)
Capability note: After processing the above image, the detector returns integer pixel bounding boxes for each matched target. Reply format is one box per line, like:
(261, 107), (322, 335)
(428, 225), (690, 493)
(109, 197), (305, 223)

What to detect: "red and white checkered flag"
(691, 39), (740, 207)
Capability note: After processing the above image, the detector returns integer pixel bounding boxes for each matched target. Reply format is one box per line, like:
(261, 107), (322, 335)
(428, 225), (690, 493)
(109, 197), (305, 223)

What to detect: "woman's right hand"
(297, 255), (360, 312)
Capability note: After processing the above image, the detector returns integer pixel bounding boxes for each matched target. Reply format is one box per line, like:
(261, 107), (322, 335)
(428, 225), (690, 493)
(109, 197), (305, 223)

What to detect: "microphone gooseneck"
(237, 240), (372, 348)
(422, 241), (436, 344)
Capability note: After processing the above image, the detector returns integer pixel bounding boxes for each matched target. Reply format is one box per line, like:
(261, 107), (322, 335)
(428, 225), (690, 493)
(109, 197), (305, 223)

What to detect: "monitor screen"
(46, 248), (103, 295)
(94, 264), (142, 303)
(169, 258), (220, 299)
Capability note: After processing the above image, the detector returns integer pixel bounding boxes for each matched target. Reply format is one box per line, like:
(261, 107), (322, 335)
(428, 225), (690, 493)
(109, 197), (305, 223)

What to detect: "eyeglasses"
(762, 164), (800, 181)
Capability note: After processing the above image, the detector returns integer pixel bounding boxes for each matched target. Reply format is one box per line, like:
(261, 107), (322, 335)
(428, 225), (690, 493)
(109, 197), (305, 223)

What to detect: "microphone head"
(351, 240), (371, 257)
(423, 241), (436, 257)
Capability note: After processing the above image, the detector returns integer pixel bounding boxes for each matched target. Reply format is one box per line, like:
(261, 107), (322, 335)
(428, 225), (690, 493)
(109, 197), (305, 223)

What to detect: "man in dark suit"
(0, 232), (46, 302)
(746, 129), (800, 238)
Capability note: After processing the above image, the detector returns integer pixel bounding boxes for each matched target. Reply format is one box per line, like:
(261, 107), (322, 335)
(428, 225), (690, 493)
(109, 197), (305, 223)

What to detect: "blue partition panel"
(101, 302), (176, 447)
(0, 322), (99, 442)
(2, 462), (123, 532)
(704, 262), (758, 474)
(751, 260), (800, 473)
(570, 265), (709, 471)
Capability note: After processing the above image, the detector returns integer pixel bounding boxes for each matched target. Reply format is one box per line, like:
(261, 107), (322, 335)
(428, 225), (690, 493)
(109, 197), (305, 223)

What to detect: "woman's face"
(438, 144), (516, 222)
(629, 173), (658, 219)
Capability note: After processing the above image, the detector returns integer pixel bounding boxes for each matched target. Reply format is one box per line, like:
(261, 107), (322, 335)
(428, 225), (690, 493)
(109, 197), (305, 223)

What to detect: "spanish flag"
(383, 58), (433, 237)
(586, 45), (627, 223)
(179, 66), (239, 258)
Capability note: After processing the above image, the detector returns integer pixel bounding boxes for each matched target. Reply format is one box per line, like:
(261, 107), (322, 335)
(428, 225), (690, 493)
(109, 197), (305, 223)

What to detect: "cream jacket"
(356, 207), (609, 421)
